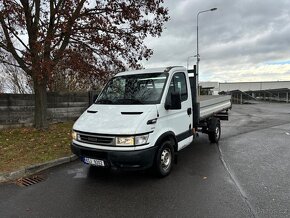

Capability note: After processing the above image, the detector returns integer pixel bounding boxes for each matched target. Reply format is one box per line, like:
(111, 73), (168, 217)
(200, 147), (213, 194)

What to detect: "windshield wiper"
(95, 99), (113, 104)
(115, 98), (143, 104)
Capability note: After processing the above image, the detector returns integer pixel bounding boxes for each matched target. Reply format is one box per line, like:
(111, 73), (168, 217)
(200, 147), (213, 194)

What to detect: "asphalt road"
(1, 103), (290, 218)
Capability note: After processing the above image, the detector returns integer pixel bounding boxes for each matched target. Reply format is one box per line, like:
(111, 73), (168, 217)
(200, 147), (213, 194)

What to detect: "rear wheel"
(208, 118), (221, 143)
(154, 140), (174, 177)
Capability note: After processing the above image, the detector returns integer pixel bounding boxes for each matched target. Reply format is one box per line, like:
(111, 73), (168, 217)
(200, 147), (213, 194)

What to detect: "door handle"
(187, 108), (192, 115)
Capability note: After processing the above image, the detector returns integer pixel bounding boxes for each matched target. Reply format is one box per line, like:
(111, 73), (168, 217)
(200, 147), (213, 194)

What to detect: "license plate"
(83, 157), (105, 167)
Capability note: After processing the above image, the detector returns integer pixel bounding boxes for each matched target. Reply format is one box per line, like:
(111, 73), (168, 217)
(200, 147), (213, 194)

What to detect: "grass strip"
(0, 122), (74, 173)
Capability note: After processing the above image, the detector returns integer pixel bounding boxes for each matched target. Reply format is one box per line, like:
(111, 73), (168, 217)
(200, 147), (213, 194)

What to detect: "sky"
(142, 0), (290, 82)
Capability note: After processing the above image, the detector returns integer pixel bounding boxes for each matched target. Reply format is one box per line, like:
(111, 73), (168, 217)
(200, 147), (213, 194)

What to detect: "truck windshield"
(96, 73), (168, 105)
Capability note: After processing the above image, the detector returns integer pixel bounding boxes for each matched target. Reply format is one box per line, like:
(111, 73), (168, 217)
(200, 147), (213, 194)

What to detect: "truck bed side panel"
(198, 95), (231, 120)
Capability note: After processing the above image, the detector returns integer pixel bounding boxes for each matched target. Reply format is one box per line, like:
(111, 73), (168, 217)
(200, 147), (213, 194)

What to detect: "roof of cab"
(116, 66), (186, 76)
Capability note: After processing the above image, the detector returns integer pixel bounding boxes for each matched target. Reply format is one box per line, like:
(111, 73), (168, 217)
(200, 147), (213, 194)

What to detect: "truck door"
(164, 72), (193, 150)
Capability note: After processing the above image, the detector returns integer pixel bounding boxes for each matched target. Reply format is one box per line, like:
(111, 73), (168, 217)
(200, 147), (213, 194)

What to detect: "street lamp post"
(196, 7), (217, 95)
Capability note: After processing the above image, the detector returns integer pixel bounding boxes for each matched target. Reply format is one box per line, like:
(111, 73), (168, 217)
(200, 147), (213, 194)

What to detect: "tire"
(208, 118), (221, 143)
(154, 140), (174, 177)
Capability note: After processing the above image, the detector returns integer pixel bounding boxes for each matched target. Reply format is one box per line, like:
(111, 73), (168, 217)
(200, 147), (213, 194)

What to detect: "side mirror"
(165, 91), (181, 110)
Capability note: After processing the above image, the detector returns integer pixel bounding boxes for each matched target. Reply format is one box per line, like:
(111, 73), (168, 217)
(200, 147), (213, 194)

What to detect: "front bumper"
(71, 143), (157, 170)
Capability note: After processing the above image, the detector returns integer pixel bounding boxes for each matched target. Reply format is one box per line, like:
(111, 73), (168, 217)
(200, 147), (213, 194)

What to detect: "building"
(200, 81), (290, 103)
(219, 81), (290, 92)
(199, 82), (219, 95)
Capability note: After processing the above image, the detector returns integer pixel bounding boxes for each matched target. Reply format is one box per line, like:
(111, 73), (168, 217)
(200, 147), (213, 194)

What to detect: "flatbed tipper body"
(71, 66), (231, 177)
(198, 95), (231, 120)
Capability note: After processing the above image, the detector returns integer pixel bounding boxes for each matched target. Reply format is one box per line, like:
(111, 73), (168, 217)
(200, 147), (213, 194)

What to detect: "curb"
(0, 155), (78, 183)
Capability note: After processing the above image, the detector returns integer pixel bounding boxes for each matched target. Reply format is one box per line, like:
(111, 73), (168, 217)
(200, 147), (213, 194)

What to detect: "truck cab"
(71, 66), (231, 177)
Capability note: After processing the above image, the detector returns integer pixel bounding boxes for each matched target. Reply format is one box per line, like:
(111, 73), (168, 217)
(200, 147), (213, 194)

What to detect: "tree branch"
(4, 25), (30, 52)
(0, 59), (21, 68)
(20, 0), (33, 37)
(0, 17), (30, 73)
(33, 0), (41, 29)
(53, 0), (86, 63)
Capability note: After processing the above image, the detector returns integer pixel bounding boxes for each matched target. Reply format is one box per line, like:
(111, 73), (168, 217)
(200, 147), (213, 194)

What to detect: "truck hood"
(73, 104), (157, 135)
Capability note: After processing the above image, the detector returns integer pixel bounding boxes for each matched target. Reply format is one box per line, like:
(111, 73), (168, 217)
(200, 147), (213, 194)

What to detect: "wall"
(0, 93), (89, 129)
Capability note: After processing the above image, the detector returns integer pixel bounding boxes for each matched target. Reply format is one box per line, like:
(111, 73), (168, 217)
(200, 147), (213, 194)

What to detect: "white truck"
(71, 66), (231, 177)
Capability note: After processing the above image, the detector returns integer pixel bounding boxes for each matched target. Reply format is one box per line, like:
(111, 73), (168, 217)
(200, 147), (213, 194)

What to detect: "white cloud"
(142, 0), (290, 82)
(205, 64), (290, 82)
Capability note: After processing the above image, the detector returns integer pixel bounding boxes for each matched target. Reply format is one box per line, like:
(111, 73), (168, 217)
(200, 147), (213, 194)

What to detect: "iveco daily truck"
(71, 66), (231, 177)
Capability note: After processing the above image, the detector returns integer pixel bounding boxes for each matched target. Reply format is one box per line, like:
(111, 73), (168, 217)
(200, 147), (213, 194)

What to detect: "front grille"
(78, 133), (114, 146)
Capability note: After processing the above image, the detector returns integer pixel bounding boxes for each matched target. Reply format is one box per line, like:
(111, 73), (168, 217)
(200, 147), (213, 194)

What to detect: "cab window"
(167, 72), (188, 102)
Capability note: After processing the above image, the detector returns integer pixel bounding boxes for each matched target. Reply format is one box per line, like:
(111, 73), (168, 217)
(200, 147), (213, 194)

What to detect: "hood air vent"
(121, 112), (143, 115)
(87, 110), (98, 113)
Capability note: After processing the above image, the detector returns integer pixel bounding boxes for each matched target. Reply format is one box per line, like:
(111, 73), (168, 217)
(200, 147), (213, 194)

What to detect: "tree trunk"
(33, 77), (48, 129)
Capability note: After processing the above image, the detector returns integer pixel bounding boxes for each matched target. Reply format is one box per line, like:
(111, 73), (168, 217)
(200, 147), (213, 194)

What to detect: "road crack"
(216, 143), (258, 218)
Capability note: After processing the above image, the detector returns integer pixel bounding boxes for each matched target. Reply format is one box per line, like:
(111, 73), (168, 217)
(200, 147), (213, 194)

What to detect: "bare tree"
(1, 55), (33, 94)
(3, 67), (33, 94)
(0, 75), (5, 93)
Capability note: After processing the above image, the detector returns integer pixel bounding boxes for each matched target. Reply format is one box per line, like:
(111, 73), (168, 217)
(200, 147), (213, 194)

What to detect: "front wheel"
(154, 140), (174, 177)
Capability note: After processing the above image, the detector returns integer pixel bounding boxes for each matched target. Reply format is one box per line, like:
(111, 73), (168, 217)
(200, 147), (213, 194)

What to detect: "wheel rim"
(160, 148), (172, 172)
(215, 125), (220, 139)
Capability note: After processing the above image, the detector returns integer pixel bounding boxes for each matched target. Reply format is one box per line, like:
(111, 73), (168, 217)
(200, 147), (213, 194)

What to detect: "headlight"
(115, 134), (149, 146)
(135, 134), (149, 145)
(72, 131), (77, 140)
(116, 137), (134, 146)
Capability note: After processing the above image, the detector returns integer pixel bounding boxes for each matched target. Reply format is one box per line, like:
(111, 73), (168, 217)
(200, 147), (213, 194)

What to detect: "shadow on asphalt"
(83, 135), (220, 183)
(87, 165), (154, 181)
